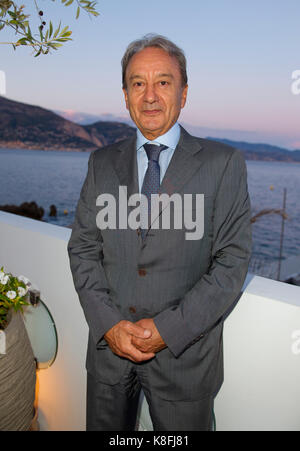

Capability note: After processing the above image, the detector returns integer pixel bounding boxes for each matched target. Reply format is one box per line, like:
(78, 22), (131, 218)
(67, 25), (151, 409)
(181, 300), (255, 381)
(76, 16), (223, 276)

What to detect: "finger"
(124, 343), (155, 362)
(131, 336), (151, 352)
(126, 322), (152, 339)
(111, 341), (154, 362)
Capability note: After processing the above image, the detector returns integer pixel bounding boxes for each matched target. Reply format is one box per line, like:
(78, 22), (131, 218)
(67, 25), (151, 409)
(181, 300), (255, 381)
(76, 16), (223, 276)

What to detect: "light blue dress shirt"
(136, 122), (181, 193)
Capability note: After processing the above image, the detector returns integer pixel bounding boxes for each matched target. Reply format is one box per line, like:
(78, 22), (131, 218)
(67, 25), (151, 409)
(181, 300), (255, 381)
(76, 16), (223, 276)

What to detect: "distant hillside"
(0, 96), (135, 151)
(84, 121), (136, 146)
(1, 96), (300, 161)
(54, 109), (134, 126)
(207, 137), (300, 162)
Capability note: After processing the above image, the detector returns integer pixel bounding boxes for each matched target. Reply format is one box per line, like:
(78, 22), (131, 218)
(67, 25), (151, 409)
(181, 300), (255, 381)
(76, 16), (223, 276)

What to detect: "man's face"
(123, 47), (188, 140)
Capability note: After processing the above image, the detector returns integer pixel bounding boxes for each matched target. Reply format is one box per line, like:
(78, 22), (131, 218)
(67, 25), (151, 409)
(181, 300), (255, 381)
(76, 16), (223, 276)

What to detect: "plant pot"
(0, 311), (36, 431)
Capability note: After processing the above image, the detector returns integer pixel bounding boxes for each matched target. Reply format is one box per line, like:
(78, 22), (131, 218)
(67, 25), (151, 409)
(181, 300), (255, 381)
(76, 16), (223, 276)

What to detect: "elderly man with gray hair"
(68, 33), (252, 431)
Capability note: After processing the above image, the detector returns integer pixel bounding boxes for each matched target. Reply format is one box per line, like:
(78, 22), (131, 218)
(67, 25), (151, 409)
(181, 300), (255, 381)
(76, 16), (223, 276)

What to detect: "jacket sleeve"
(67, 150), (123, 346)
(154, 149), (252, 358)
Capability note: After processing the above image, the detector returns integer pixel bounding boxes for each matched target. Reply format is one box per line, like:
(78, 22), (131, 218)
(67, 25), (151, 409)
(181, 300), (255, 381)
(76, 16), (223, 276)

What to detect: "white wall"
(0, 212), (88, 431)
(214, 275), (300, 431)
(1, 211), (300, 431)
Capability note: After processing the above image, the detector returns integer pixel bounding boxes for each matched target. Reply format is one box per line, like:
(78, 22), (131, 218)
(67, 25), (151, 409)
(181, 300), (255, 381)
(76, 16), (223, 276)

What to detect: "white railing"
(1, 211), (300, 431)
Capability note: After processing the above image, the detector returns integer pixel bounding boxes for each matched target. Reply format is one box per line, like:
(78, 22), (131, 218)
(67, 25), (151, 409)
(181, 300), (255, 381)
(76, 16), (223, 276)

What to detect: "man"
(67, 34), (252, 431)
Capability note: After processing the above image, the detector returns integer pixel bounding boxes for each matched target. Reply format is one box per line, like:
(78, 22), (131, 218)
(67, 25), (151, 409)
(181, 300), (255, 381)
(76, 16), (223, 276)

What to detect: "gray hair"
(121, 33), (188, 89)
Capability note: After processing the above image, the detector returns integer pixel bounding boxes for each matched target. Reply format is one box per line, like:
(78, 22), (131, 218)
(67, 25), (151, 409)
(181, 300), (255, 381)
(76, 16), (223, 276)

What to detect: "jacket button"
(138, 268), (147, 276)
(129, 306), (136, 314)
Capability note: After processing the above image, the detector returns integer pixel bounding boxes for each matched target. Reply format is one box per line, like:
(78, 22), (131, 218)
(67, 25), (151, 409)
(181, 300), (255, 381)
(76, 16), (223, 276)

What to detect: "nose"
(143, 83), (158, 104)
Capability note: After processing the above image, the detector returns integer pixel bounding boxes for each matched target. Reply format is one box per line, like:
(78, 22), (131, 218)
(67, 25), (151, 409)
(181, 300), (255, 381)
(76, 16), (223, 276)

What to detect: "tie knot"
(143, 143), (168, 162)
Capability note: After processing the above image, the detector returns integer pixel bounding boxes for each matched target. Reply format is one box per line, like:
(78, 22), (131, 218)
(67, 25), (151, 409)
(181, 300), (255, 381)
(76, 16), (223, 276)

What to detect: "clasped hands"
(104, 318), (166, 363)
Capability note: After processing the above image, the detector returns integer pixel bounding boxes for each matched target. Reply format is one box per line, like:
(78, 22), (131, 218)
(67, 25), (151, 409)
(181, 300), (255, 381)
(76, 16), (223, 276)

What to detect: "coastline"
(1, 145), (300, 162)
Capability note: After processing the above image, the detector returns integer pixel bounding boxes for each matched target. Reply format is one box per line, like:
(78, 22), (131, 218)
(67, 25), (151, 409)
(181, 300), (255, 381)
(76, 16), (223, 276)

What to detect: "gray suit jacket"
(67, 126), (252, 401)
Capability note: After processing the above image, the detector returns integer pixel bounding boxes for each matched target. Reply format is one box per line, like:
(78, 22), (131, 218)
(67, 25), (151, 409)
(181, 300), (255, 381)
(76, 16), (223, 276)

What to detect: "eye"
(159, 81), (169, 86)
(133, 81), (143, 87)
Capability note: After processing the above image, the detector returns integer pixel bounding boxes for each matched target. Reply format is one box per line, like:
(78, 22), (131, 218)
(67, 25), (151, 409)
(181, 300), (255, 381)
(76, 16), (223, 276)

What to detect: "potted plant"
(0, 267), (36, 431)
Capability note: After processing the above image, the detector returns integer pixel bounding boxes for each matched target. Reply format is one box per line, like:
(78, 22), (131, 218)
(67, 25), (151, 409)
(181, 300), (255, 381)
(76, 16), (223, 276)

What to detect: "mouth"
(142, 109), (162, 116)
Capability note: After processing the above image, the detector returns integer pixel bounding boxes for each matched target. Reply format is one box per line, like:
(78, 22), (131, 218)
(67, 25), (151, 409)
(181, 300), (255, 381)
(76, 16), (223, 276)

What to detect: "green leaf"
(76, 6), (80, 19)
(48, 42), (62, 49)
(61, 31), (72, 37)
(34, 47), (42, 57)
(55, 38), (70, 42)
(19, 22), (26, 32)
(39, 25), (44, 42)
(60, 25), (69, 36)
(53, 22), (61, 38)
(49, 21), (53, 38)
(16, 38), (28, 45)
(26, 24), (32, 39)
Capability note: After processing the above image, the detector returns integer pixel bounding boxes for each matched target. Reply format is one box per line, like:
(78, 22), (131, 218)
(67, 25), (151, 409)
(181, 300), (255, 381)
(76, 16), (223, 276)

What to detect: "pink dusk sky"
(1, 0), (300, 149)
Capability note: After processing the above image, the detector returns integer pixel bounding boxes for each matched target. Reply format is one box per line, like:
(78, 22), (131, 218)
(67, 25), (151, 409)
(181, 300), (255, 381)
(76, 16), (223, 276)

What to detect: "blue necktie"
(140, 143), (168, 239)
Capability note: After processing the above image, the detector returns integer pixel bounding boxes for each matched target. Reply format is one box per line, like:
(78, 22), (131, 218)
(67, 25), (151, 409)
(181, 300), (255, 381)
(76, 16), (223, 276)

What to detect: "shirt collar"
(136, 122), (181, 151)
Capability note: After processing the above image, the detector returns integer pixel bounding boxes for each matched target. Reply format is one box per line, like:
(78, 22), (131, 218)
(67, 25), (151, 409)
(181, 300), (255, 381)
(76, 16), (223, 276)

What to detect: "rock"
(49, 205), (57, 217)
(0, 201), (44, 220)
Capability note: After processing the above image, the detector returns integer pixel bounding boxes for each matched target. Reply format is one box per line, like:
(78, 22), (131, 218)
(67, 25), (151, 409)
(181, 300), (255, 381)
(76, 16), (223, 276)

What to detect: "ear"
(180, 84), (188, 109)
(122, 88), (129, 110)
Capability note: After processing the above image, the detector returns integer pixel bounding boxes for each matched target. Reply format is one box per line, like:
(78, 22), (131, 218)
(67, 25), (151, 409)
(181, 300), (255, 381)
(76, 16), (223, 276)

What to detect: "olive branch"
(0, 0), (99, 56)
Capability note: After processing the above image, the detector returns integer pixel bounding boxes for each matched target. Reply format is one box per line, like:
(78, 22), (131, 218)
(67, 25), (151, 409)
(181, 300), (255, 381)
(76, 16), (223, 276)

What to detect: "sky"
(1, 0), (300, 149)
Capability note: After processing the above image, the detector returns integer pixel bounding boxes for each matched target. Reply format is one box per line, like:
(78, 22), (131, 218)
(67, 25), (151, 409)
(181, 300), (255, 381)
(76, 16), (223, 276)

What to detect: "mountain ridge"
(206, 137), (300, 162)
(0, 96), (135, 151)
(0, 96), (299, 161)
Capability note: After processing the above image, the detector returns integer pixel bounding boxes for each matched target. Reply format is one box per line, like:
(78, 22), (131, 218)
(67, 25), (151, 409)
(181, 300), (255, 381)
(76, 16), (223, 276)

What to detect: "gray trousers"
(86, 361), (214, 431)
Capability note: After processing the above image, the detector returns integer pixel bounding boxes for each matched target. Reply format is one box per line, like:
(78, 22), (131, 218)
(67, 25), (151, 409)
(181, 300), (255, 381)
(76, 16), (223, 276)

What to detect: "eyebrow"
(157, 73), (174, 79)
(129, 73), (174, 81)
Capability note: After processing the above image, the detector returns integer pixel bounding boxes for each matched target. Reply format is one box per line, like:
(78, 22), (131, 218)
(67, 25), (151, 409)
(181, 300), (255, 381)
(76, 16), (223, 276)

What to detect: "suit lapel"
(112, 126), (205, 236)
(113, 135), (139, 207)
(150, 126), (204, 229)
(159, 125), (204, 197)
